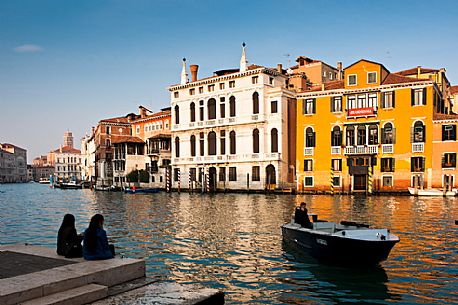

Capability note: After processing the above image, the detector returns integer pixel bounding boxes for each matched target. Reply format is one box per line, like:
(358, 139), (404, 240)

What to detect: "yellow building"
(295, 59), (455, 194)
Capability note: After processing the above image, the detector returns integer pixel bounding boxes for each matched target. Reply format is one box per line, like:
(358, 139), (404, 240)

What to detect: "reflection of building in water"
(296, 60), (458, 194)
(169, 45), (296, 192)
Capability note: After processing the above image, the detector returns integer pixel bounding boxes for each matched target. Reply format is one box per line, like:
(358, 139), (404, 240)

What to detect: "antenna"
(284, 53), (291, 67)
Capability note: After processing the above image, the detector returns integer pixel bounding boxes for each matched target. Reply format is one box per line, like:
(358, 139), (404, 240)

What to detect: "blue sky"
(1, 0), (458, 162)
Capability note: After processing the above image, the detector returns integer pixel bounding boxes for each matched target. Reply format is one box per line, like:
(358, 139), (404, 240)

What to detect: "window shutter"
(453, 153), (457, 167)
(381, 93), (385, 108)
(302, 100), (306, 115)
(453, 125), (457, 141)
(422, 88), (427, 105)
(330, 97), (334, 112)
(392, 158), (395, 172)
(392, 91), (396, 108)
(411, 158), (414, 172)
(381, 127), (386, 144)
(330, 131), (334, 146)
(442, 125), (446, 141)
(442, 154), (445, 168)
(423, 125), (426, 142)
(371, 157), (377, 166)
(347, 158), (353, 167)
(410, 127), (414, 143)
(313, 99), (316, 114)
(411, 89), (415, 106)
(393, 128), (396, 144)
(312, 132), (316, 147)
(338, 131), (342, 146)
(421, 157), (426, 171)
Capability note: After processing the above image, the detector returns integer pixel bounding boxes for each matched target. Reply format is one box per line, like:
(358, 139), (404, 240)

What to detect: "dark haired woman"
(57, 214), (83, 258)
(83, 214), (115, 260)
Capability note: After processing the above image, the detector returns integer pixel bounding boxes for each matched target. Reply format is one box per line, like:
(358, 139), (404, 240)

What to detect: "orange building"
(287, 56), (341, 91)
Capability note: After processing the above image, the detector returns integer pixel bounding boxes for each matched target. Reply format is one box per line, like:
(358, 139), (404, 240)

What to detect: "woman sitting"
(83, 214), (115, 260)
(57, 214), (83, 258)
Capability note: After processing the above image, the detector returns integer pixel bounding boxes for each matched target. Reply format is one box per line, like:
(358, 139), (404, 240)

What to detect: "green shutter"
(422, 88), (427, 105)
(411, 89), (415, 106)
(381, 93), (385, 108)
(392, 91), (396, 108)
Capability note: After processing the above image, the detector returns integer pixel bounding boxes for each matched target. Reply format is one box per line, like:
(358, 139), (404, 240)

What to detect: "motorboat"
(281, 217), (399, 266)
(408, 187), (457, 196)
(124, 187), (161, 194)
(59, 181), (82, 189)
(38, 178), (51, 184)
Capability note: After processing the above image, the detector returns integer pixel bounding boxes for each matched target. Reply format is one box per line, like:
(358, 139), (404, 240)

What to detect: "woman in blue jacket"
(83, 214), (115, 260)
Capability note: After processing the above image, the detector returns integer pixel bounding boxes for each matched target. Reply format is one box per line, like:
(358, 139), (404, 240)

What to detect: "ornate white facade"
(169, 47), (296, 191)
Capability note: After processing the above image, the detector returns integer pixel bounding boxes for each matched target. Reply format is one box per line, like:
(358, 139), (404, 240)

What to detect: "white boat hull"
(408, 187), (457, 196)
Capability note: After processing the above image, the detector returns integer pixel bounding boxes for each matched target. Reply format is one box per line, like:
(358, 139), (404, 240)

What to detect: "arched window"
(190, 135), (196, 156)
(174, 105), (180, 124)
(413, 121), (425, 143)
(346, 126), (355, 146)
(253, 129), (259, 153)
(368, 125), (378, 145)
(207, 98), (216, 120)
(305, 127), (315, 148)
(230, 131), (236, 154)
(252, 92), (259, 114)
(229, 96), (236, 117)
(382, 123), (395, 144)
(175, 137), (180, 157)
(357, 125), (366, 145)
(331, 126), (342, 146)
(271, 128), (278, 152)
(190, 102), (196, 122)
(208, 131), (217, 155)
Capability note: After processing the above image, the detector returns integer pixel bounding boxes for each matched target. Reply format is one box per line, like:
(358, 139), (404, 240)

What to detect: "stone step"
(20, 283), (108, 305)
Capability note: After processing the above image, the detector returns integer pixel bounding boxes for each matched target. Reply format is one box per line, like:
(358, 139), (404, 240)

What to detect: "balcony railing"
(344, 145), (378, 155)
(412, 143), (424, 153)
(382, 144), (394, 154)
(304, 147), (314, 156)
(331, 146), (341, 155)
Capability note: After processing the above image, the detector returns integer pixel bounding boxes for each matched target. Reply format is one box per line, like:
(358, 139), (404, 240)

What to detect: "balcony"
(382, 144), (394, 154)
(331, 146), (341, 155)
(412, 143), (424, 153)
(304, 147), (314, 156)
(344, 145), (378, 155)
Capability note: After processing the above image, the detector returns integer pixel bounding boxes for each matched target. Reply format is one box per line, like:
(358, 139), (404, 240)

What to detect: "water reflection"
(0, 184), (457, 304)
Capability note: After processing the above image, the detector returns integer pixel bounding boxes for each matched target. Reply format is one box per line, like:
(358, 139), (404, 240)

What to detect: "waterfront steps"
(0, 244), (145, 305)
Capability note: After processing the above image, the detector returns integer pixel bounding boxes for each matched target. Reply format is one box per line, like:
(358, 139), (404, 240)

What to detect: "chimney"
(417, 66), (421, 78)
(321, 83), (325, 91)
(337, 62), (343, 80)
(190, 64), (199, 82)
(139, 106), (146, 118)
(277, 64), (283, 73)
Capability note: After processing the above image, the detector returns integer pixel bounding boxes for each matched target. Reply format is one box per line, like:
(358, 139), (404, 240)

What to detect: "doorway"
(353, 175), (367, 191)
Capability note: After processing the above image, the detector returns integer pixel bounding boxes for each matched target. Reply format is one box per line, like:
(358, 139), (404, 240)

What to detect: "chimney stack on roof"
(190, 64), (199, 82)
(139, 106), (147, 118)
(337, 62), (343, 80)
(277, 64), (283, 73)
(180, 58), (188, 85)
(417, 66), (421, 78)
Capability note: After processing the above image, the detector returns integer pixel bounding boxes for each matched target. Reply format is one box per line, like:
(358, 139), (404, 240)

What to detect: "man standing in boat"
(295, 202), (312, 229)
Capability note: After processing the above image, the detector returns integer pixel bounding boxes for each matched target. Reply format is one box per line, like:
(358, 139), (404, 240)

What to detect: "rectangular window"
(304, 176), (313, 186)
(304, 159), (313, 171)
(347, 96), (356, 109)
(174, 92), (179, 98)
(331, 159), (342, 171)
(367, 72), (377, 84)
(411, 156), (425, 172)
(332, 176), (340, 186)
(442, 124), (457, 141)
(302, 98), (316, 114)
(219, 167), (226, 181)
(220, 97), (226, 118)
(189, 88), (195, 95)
(357, 95), (366, 108)
(271, 101), (278, 113)
(381, 91), (394, 108)
(442, 153), (456, 168)
(412, 88), (426, 106)
(381, 158), (395, 172)
(106, 126), (111, 134)
(329, 72), (333, 80)
(368, 93), (377, 108)
(382, 176), (393, 187)
(208, 84), (215, 92)
(252, 166), (260, 181)
(220, 130), (226, 154)
(229, 81), (235, 88)
(229, 167), (237, 181)
(348, 74), (357, 86)
(219, 83), (225, 90)
(199, 132), (204, 156)
(199, 86), (204, 94)
(269, 77), (274, 85)
(330, 96), (342, 112)
(252, 76), (258, 84)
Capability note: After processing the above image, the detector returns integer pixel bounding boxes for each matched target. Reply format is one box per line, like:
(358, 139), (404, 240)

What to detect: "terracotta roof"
(433, 113), (458, 120)
(450, 85), (458, 94)
(305, 80), (345, 92)
(54, 146), (81, 154)
(381, 73), (426, 85)
(111, 136), (144, 144)
(131, 110), (171, 123)
(149, 133), (171, 139)
(396, 67), (439, 76)
(100, 116), (130, 124)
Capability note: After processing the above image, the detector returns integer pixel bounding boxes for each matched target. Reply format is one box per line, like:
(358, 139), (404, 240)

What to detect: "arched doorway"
(209, 167), (217, 192)
(265, 165), (276, 190)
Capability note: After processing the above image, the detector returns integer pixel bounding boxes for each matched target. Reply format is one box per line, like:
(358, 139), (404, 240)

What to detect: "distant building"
(0, 143), (27, 183)
(53, 146), (82, 181)
(31, 155), (55, 182)
(63, 131), (74, 148)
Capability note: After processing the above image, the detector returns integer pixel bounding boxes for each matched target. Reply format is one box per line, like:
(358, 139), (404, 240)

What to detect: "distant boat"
(282, 218), (399, 266)
(408, 187), (457, 196)
(59, 181), (82, 189)
(39, 178), (50, 184)
(124, 187), (161, 194)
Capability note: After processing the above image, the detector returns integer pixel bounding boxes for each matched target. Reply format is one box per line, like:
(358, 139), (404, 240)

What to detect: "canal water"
(0, 183), (457, 304)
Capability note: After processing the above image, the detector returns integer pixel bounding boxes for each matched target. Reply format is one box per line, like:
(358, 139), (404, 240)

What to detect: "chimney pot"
(190, 64), (199, 82)
(337, 62), (343, 80)
(277, 64), (283, 73)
